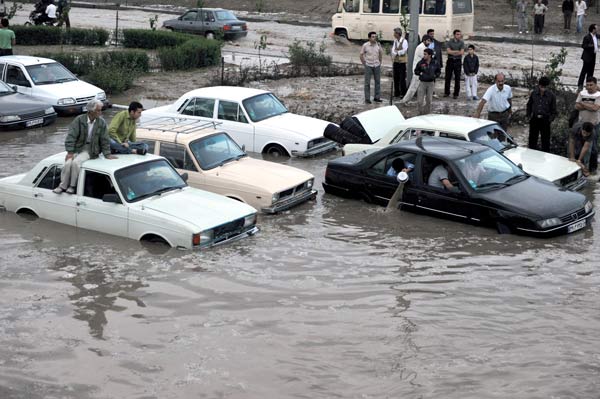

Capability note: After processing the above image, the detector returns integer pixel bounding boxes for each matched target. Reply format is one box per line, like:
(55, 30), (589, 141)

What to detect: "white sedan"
(340, 106), (586, 191)
(0, 153), (259, 249)
(140, 86), (338, 157)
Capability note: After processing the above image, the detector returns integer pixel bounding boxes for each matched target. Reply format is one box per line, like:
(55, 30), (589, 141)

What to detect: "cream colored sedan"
(136, 120), (316, 213)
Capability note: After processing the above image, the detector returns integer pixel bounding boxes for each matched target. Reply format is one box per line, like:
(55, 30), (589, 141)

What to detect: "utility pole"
(407, 0), (420, 80)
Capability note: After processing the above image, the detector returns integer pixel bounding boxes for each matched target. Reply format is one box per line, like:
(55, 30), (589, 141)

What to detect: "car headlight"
(272, 193), (280, 203)
(96, 92), (106, 101)
(57, 98), (76, 105)
(537, 217), (562, 229)
(44, 107), (55, 114)
(584, 200), (593, 214)
(306, 178), (314, 189)
(193, 230), (214, 246)
(0, 115), (21, 122)
(244, 213), (257, 227)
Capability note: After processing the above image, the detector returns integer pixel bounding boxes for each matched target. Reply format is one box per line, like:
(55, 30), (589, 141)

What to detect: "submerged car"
(0, 55), (108, 115)
(136, 118), (317, 213)
(140, 86), (337, 157)
(331, 106), (586, 191)
(0, 80), (56, 129)
(0, 153), (258, 249)
(323, 137), (594, 236)
(162, 8), (248, 39)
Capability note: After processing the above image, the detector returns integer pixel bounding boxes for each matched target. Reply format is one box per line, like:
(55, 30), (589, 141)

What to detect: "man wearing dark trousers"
(526, 76), (557, 152)
(444, 29), (465, 99)
(391, 27), (408, 97)
(577, 24), (597, 91)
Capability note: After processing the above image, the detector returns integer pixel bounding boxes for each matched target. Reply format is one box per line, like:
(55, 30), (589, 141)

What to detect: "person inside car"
(386, 157), (414, 177)
(428, 163), (455, 190)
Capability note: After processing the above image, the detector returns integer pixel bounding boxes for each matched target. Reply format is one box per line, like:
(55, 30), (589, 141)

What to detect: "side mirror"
(517, 163), (523, 170)
(241, 144), (246, 152)
(180, 172), (189, 182)
(396, 171), (409, 183)
(11, 85), (17, 92)
(102, 193), (122, 204)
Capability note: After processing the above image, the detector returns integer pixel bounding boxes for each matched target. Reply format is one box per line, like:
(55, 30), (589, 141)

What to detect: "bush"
(158, 39), (221, 71)
(11, 25), (109, 46)
(122, 29), (197, 49)
(287, 40), (332, 76)
(86, 66), (135, 94)
(35, 50), (150, 75)
(66, 28), (109, 46)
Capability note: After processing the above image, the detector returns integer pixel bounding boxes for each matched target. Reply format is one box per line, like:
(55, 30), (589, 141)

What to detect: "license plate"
(231, 25), (241, 30)
(25, 118), (44, 127)
(567, 219), (586, 233)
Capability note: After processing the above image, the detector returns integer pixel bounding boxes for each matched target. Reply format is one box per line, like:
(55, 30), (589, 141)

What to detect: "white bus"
(331, 0), (474, 41)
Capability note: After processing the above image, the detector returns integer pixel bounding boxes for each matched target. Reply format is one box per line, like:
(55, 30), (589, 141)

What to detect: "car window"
(36, 165), (62, 190)
(370, 152), (417, 177)
(115, 159), (186, 203)
(455, 149), (526, 190)
(83, 171), (118, 200)
(341, 0), (360, 12)
(139, 140), (155, 154)
(468, 124), (516, 151)
(202, 11), (215, 22)
(217, 101), (248, 123)
(383, 0), (401, 13)
(242, 93), (288, 122)
(180, 98), (215, 118)
(391, 128), (434, 144)
(182, 11), (198, 21)
(363, 0), (380, 12)
(189, 132), (246, 170)
(159, 142), (197, 171)
(6, 65), (30, 87)
(424, 0), (446, 14)
(0, 62), (6, 80)
(439, 132), (467, 141)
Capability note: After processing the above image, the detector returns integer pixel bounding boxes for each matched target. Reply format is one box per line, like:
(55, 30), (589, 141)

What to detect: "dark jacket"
(562, 0), (574, 12)
(65, 113), (111, 158)
(581, 33), (597, 63)
(526, 87), (557, 121)
(463, 54), (479, 75)
(414, 58), (441, 82)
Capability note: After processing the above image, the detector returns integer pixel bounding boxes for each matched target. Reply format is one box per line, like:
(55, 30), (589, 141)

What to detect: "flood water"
(1, 113), (600, 399)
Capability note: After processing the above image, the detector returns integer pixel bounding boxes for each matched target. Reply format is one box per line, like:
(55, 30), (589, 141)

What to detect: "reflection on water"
(1, 117), (600, 398)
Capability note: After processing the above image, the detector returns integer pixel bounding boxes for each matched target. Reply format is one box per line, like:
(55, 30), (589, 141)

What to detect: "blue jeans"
(110, 138), (148, 154)
(576, 15), (584, 33)
(364, 65), (381, 101)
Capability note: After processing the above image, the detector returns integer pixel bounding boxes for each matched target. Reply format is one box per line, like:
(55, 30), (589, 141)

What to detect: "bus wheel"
(334, 29), (348, 39)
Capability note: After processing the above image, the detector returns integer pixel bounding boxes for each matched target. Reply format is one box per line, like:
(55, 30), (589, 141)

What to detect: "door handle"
(76, 201), (86, 206)
(34, 193), (43, 198)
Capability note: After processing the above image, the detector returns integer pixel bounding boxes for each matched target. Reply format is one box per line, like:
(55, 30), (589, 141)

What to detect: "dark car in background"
(0, 80), (57, 130)
(162, 8), (248, 39)
(323, 137), (594, 237)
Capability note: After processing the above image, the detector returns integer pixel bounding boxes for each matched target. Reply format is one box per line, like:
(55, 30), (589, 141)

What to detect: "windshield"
(215, 10), (238, 20)
(0, 80), (15, 96)
(242, 93), (287, 122)
(455, 149), (526, 191)
(26, 62), (78, 85)
(468, 124), (517, 152)
(189, 132), (246, 170)
(115, 159), (187, 203)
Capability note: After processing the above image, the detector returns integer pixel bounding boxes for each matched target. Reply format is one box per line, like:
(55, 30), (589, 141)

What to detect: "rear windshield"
(215, 10), (238, 20)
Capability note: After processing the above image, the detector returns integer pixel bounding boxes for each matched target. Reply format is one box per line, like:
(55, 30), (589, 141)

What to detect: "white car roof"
(397, 114), (497, 134)
(43, 152), (167, 175)
(0, 55), (57, 66)
(177, 86), (269, 103)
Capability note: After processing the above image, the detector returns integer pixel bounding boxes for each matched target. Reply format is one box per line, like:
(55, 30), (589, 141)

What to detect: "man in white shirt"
(391, 27), (408, 97)
(474, 73), (513, 131)
(576, 76), (600, 172)
(575, 0), (587, 33)
(45, 0), (57, 23)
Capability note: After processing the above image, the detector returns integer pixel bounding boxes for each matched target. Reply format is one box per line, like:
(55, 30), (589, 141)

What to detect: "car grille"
(559, 208), (587, 223)
(214, 217), (245, 242)
(309, 137), (329, 148)
(560, 170), (580, 187)
(76, 95), (95, 104)
(279, 182), (309, 200)
(19, 110), (46, 119)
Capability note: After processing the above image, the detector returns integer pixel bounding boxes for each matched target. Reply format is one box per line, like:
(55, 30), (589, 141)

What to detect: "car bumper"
(224, 31), (248, 39)
(54, 100), (111, 115)
(0, 113), (57, 130)
(261, 189), (317, 214)
(515, 210), (595, 237)
(293, 141), (339, 157)
(207, 225), (259, 247)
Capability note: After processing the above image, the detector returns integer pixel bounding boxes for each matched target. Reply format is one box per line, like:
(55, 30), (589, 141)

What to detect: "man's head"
(427, 28), (435, 38)
(368, 31), (377, 43)
(393, 27), (402, 39)
(586, 76), (597, 93)
(538, 76), (550, 93)
(468, 44), (475, 54)
(589, 24), (597, 34)
(453, 29), (462, 40)
(495, 73), (506, 90)
(582, 122), (595, 137)
(128, 101), (143, 120)
(86, 99), (103, 121)
(0, 18), (8, 28)
(422, 34), (432, 45)
(423, 48), (434, 61)
(391, 158), (406, 173)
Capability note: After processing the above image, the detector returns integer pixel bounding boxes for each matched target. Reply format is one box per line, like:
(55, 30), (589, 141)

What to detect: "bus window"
(342, 0), (360, 12)
(424, 0), (446, 14)
(364, 0), (381, 13)
(453, 0), (472, 14)
(382, 0), (400, 13)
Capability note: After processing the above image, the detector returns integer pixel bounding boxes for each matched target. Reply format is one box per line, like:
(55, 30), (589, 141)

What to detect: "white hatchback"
(140, 86), (338, 157)
(0, 55), (107, 115)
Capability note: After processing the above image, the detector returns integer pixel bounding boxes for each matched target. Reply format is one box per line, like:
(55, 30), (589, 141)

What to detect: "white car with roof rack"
(0, 55), (108, 115)
(337, 106), (586, 191)
(0, 153), (258, 249)
(140, 86), (338, 157)
(136, 117), (317, 213)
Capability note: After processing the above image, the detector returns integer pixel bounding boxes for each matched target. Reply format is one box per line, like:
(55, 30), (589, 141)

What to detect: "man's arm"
(108, 111), (124, 142)
(568, 133), (576, 160)
(359, 45), (366, 64)
(64, 117), (80, 158)
(441, 178), (454, 190)
(579, 141), (592, 163)
(474, 98), (487, 118)
(526, 92), (533, 119)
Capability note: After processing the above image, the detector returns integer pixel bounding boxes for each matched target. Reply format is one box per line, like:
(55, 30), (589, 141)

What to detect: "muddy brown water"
(1, 111), (600, 399)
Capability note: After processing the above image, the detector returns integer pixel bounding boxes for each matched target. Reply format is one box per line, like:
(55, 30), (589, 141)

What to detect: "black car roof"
(382, 137), (487, 160)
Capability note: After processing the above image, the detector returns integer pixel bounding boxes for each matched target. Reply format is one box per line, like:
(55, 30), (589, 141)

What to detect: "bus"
(331, 0), (474, 41)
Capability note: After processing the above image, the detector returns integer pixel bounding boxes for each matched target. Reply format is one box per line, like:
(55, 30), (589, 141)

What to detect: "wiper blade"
(55, 77), (76, 83)
(476, 182), (509, 189)
(504, 174), (528, 184)
(147, 186), (181, 198)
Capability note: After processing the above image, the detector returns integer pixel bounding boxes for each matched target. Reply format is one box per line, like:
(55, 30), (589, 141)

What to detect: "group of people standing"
(516, 0), (590, 34)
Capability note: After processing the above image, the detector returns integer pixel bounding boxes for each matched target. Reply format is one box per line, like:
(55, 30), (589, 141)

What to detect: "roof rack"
(138, 116), (223, 134)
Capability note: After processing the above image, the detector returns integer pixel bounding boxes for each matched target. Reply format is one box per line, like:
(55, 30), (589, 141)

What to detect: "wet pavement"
(1, 111), (600, 399)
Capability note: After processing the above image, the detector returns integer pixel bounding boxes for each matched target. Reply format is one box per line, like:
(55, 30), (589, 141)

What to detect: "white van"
(332, 0), (474, 41)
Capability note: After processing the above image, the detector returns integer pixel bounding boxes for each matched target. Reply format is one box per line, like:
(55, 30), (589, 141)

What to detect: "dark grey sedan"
(0, 80), (57, 130)
(162, 8), (248, 39)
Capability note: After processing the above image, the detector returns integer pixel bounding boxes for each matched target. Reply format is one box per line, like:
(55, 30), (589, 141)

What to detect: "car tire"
(496, 221), (512, 234)
(340, 117), (372, 144)
(334, 29), (348, 39)
(263, 144), (289, 157)
(205, 32), (215, 40)
(323, 123), (370, 145)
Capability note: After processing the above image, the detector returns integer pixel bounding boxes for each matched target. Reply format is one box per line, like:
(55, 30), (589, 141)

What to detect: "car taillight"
(223, 25), (231, 31)
(192, 233), (201, 246)
(242, 24), (247, 30)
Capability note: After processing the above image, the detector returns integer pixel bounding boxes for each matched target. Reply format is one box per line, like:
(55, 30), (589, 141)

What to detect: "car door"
(178, 97), (216, 122)
(201, 10), (216, 35)
(75, 170), (128, 237)
(5, 64), (33, 96)
(33, 164), (78, 226)
(362, 151), (418, 206)
(216, 100), (255, 151)
(178, 10), (199, 33)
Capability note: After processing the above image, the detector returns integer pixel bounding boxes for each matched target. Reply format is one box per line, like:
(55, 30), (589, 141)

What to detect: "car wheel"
(205, 32), (215, 40)
(263, 144), (289, 158)
(24, 21), (32, 26)
(360, 192), (373, 204)
(335, 29), (348, 39)
(496, 221), (512, 234)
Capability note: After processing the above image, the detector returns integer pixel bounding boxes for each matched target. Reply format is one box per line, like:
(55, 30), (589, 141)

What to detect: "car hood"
(504, 146), (580, 182)
(34, 80), (102, 102)
(0, 92), (53, 115)
(353, 105), (405, 142)
(216, 157), (313, 193)
(256, 113), (331, 139)
(140, 187), (256, 230)
(477, 176), (587, 219)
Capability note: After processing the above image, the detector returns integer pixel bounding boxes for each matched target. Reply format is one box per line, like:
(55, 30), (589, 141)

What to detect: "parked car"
(0, 55), (108, 115)
(323, 137), (594, 237)
(162, 8), (248, 39)
(136, 118), (317, 213)
(330, 106), (586, 191)
(140, 86), (338, 157)
(0, 80), (57, 130)
(0, 153), (259, 249)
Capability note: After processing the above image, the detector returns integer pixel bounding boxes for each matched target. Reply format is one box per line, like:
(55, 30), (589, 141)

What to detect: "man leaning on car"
(53, 99), (116, 194)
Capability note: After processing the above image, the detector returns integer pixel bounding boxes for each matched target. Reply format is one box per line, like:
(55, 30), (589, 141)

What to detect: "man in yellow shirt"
(108, 101), (148, 155)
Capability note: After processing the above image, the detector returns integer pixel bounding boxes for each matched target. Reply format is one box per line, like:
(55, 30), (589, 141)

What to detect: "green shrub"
(35, 50), (150, 75)
(98, 50), (150, 73)
(122, 29), (197, 49)
(65, 28), (109, 46)
(158, 39), (221, 71)
(10, 25), (109, 46)
(85, 66), (135, 94)
(287, 40), (332, 76)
